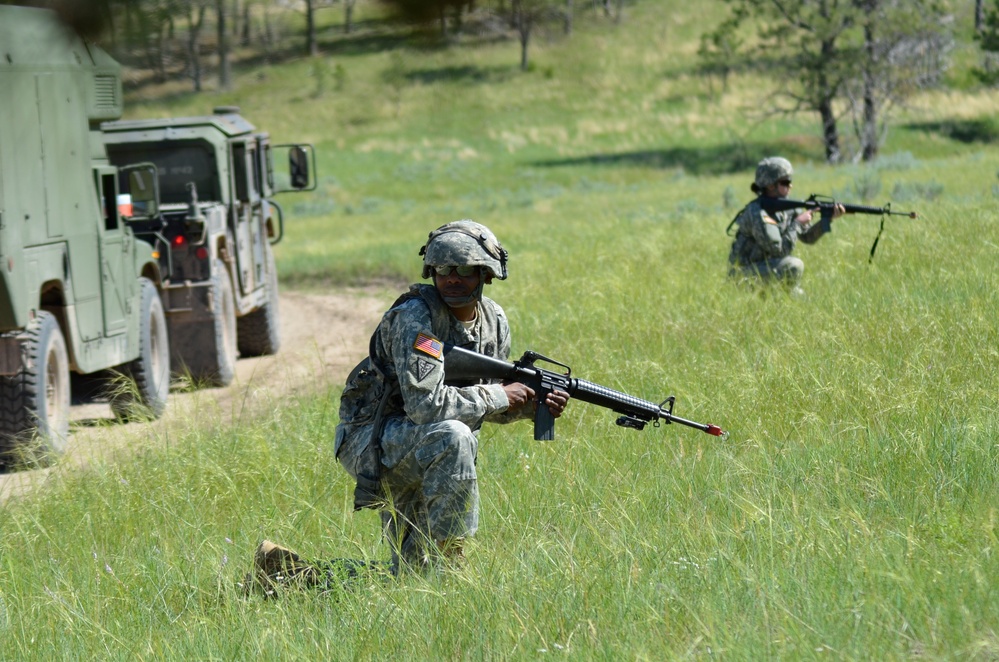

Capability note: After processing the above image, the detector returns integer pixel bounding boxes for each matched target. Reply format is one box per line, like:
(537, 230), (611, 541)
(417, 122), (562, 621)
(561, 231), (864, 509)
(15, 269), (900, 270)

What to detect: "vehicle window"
(107, 141), (219, 204)
(99, 172), (118, 231)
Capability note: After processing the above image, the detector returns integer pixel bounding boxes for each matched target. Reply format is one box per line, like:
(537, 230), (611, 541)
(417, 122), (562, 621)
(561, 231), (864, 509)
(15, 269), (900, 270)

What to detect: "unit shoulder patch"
(413, 357), (436, 382)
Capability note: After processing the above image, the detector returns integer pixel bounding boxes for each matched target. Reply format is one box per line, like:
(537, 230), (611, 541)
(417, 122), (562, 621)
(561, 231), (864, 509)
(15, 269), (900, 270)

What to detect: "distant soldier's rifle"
(758, 194), (918, 262)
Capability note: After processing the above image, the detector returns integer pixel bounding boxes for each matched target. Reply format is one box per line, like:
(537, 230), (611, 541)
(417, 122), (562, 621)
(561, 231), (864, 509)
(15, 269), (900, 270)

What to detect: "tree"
(184, 0), (210, 91)
(306, 0), (319, 56)
(703, 0), (951, 163)
(847, 0), (952, 161)
(503, 0), (566, 70)
(697, 4), (748, 95)
(377, 0), (474, 38)
(216, 0), (231, 90)
(703, 0), (859, 163)
(343, 0), (358, 34)
(974, 0), (999, 84)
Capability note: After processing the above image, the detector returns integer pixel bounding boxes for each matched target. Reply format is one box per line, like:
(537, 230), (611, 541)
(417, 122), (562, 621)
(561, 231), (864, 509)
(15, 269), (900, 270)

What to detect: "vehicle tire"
(174, 261), (237, 388)
(110, 278), (170, 420)
(237, 242), (281, 357)
(0, 310), (70, 463)
(200, 261), (238, 387)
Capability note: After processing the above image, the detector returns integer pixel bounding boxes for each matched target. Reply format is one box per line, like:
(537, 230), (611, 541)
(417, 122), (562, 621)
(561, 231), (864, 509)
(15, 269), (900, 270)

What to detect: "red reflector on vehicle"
(173, 235), (185, 246)
(195, 247), (209, 260)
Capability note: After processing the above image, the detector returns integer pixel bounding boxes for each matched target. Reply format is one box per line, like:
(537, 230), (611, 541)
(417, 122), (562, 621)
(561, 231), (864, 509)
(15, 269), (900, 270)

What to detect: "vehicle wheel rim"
(45, 344), (67, 432)
(223, 282), (237, 363)
(150, 304), (168, 394)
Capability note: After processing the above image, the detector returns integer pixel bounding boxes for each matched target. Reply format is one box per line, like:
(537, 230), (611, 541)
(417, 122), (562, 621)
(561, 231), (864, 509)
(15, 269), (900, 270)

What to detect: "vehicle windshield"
(107, 141), (219, 204)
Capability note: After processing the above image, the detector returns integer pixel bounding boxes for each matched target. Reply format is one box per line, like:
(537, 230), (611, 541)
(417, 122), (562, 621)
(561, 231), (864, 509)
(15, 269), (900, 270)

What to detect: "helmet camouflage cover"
(754, 157), (794, 189)
(420, 219), (508, 280)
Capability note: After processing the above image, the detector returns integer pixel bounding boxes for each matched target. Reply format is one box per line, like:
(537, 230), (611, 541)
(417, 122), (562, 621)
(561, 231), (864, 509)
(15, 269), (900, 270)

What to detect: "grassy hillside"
(1, 0), (997, 658)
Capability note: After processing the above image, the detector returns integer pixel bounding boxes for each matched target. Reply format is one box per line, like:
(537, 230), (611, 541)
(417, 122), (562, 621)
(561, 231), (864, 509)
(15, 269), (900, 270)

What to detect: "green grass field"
(1, 0), (997, 658)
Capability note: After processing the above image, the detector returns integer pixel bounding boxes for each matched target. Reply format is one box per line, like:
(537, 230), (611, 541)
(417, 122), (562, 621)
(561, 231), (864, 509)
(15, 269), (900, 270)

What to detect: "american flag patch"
(413, 333), (443, 359)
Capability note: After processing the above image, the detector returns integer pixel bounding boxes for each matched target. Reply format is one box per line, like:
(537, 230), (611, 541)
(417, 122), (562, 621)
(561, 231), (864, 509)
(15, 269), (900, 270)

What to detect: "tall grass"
(2, 0), (997, 657)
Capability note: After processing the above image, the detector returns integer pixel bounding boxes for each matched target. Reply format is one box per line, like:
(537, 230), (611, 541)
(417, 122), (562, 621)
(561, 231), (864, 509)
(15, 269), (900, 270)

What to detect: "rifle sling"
(725, 204), (749, 236)
(868, 215), (885, 263)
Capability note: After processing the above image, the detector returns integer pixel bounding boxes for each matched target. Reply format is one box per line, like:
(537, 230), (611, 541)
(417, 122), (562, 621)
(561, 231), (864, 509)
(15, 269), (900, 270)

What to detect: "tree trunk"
(306, 0), (319, 56)
(241, 0), (251, 46)
(216, 0), (231, 90)
(861, 74), (879, 160)
(818, 98), (841, 164)
(156, 22), (168, 83)
(564, 0), (573, 35)
(861, 10), (879, 161)
(518, 13), (532, 70)
(976, 0), (986, 32)
(815, 36), (842, 164)
(263, 4), (273, 49)
(345, 0), (355, 34)
(187, 4), (207, 92)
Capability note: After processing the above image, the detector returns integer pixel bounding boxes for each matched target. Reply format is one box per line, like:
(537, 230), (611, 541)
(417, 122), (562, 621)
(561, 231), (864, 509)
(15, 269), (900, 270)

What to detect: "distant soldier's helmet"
(754, 157), (794, 189)
(420, 220), (508, 281)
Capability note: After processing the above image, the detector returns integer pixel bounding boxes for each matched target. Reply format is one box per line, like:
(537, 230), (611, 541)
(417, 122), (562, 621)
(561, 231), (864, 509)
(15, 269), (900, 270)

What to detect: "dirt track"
(0, 289), (391, 502)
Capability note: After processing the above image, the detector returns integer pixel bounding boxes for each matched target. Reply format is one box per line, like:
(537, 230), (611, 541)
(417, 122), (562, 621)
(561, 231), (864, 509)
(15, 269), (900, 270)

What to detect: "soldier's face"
(434, 267), (482, 320)
(770, 178), (792, 197)
(434, 268), (481, 299)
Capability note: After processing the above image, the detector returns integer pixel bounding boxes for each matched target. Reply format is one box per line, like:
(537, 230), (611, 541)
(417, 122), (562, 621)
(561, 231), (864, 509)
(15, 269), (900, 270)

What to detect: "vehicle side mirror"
(119, 163), (160, 219)
(289, 146), (309, 189)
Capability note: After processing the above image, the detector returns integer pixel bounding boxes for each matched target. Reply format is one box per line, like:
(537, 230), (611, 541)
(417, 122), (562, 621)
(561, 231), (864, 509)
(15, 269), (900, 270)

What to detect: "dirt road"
(0, 288), (391, 502)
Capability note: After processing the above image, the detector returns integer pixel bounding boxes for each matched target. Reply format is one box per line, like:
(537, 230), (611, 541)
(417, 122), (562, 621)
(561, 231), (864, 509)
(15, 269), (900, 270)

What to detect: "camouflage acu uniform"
(727, 199), (829, 285)
(728, 156), (830, 287)
(335, 283), (526, 569)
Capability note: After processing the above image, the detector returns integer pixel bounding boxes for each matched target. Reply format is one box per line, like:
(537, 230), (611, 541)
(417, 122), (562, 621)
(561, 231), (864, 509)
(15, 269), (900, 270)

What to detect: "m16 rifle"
(443, 344), (726, 440)
(758, 194), (918, 261)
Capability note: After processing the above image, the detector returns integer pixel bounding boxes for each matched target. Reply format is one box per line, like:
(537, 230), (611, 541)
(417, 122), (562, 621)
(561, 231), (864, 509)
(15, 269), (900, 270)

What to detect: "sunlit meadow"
(1, 0), (997, 658)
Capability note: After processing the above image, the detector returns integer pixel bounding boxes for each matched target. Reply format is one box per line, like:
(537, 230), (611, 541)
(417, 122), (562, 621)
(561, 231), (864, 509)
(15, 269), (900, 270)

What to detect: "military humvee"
(102, 110), (316, 386)
(0, 6), (171, 459)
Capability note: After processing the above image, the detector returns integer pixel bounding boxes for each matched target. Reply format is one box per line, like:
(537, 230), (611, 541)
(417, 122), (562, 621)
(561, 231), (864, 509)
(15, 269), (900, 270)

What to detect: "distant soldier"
(727, 156), (844, 297)
(249, 220), (569, 592)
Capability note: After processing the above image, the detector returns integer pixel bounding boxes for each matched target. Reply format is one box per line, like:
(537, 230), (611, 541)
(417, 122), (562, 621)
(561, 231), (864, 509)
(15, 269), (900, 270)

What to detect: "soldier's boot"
(251, 540), (322, 593)
(435, 537), (465, 567)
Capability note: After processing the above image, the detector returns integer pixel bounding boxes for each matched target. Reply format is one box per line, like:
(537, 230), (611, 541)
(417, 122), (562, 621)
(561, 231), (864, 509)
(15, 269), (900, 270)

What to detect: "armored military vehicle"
(0, 6), (171, 460)
(102, 110), (316, 386)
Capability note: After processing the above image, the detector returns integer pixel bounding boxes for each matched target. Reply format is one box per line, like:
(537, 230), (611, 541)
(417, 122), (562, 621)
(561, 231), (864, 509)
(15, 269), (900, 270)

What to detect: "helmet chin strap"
(441, 281), (485, 308)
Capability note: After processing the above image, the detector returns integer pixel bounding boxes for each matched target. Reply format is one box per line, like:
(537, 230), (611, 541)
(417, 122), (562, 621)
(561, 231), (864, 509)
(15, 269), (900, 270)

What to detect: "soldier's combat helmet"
(753, 156), (794, 192)
(419, 220), (508, 281)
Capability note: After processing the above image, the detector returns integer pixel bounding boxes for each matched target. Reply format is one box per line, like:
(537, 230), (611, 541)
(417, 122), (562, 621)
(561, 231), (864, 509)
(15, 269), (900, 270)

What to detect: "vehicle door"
(228, 139), (265, 295)
(94, 166), (132, 336)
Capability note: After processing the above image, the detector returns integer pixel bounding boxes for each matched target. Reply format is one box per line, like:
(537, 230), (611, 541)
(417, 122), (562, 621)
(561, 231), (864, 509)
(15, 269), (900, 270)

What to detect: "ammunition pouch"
(339, 356), (397, 511)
